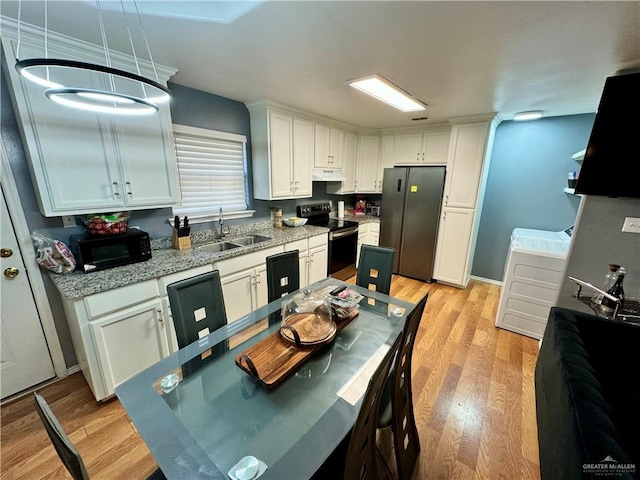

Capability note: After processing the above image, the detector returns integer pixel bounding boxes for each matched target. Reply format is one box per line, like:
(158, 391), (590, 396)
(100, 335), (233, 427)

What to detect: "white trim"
(172, 123), (247, 144)
(0, 142), (67, 379)
(66, 364), (81, 375)
(470, 275), (503, 286)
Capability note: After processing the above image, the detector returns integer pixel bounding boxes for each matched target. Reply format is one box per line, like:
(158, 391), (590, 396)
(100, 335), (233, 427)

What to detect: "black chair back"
(34, 393), (167, 479)
(167, 270), (228, 375)
(266, 250), (300, 302)
(356, 245), (395, 295)
(34, 392), (90, 480)
(381, 292), (428, 480)
(343, 334), (403, 480)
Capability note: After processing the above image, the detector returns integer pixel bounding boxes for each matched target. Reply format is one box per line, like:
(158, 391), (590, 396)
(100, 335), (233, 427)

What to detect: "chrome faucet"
(217, 207), (225, 239)
(569, 276), (622, 318)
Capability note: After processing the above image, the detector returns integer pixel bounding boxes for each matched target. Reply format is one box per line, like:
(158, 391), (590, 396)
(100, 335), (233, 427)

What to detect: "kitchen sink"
(197, 241), (242, 253)
(229, 234), (272, 246)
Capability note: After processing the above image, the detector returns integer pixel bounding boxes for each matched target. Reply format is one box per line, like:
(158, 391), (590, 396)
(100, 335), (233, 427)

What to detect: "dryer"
(495, 228), (572, 339)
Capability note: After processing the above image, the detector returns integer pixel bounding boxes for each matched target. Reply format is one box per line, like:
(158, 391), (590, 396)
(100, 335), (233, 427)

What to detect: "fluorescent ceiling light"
(513, 110), (543, 121)
(347, 74), (426, 112)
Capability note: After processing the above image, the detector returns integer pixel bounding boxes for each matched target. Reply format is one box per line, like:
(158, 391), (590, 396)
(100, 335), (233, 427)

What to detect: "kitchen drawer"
(284, 239), (308, 253)
(369, 222), (380, 233)
(84, 280), (159, 319)
(308, 233), (328, 249)
(216, 246), (283, 276)
(158, 264), (214, 293)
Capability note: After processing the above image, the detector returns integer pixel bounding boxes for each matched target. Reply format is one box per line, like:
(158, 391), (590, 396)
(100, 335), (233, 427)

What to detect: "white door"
(90, 299), (167, 396)
(291, 117), (313, 197)
(220, 268), (256, 323)
(1, 188), (55, 398)
(433, 207), (475, 287)
(268, 112), (294, 198)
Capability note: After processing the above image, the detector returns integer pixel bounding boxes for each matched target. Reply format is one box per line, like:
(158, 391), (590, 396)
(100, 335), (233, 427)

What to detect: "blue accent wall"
(471, 114), (595, 281)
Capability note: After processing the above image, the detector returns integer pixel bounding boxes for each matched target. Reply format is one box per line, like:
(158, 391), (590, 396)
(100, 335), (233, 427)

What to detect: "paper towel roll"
(338, 201), (345, 219)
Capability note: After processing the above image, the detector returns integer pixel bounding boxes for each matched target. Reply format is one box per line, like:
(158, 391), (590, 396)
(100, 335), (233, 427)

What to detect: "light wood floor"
(0, 276), (541, 479)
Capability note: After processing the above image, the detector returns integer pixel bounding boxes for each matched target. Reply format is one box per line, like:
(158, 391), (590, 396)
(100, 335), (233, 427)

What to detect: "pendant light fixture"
(14, 0), (171, 116)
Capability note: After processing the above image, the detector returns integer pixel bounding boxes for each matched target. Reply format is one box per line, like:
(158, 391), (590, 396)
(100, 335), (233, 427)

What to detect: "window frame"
(171, 124), (254, 224)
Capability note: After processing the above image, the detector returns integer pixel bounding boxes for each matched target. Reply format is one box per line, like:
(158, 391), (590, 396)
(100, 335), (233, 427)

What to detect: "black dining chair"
(356, 245), (395, 295)
(378, 292), (429, 480)
(266, 250), (300, 302)
(314, 334), (403, 480)
(33, 392), (166, 480)
(166, 270), (228, 376)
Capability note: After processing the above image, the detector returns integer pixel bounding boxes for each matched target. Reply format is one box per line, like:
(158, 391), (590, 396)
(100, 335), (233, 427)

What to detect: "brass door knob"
(1, 248), (13, 258)
(4, 267), (19, 279)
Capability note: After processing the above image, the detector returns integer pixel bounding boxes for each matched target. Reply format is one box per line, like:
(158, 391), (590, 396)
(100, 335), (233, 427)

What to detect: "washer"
(495, 228), (572, 339)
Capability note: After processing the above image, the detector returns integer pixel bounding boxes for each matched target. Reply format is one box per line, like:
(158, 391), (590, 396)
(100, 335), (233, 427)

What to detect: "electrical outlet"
(622, 217), (640, 234)
(61, 216), (76, 228)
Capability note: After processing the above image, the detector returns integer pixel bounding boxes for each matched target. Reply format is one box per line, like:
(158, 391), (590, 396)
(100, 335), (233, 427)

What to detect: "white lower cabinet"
(433, 208), (475, 287)
(62, 279), (164, 400)
(216, 246), (284, 322)
(285, 234), (328, 288)
(356, 222), (380, 267)
(90, 299), (169, 397)
(219, 266), (269, 323)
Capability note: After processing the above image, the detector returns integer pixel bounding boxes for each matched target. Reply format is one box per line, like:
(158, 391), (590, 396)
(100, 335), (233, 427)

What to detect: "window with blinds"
(172, 124), (253, 221)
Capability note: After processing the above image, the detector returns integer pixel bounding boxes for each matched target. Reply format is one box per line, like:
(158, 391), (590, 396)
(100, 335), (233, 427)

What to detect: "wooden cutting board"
(234, 308), (358, 389)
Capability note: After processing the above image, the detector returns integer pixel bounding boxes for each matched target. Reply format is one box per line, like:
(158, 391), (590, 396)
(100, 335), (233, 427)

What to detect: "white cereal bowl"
(283, 217), (308, 227)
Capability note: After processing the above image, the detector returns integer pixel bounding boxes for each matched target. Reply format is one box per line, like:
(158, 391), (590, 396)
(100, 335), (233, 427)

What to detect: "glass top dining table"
(115, 277), (418, 480)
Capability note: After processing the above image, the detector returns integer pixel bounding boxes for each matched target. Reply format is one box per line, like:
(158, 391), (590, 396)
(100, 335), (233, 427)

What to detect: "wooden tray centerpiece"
(235, 307), (359, 389)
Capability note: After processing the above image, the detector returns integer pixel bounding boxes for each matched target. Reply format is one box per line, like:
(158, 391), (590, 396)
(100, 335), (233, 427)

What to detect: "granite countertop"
(336, 213), (380, 224)
(50, 222), (329, 300)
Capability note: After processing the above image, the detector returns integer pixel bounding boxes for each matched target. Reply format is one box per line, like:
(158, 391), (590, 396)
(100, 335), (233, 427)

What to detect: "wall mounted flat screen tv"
(574, 71), (640, 198)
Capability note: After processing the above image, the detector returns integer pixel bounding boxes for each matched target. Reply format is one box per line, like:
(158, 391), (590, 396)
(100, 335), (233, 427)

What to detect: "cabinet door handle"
(113, 181), (120, 197)
(126, 181), (132, 196)
(157, 308), (164, 323)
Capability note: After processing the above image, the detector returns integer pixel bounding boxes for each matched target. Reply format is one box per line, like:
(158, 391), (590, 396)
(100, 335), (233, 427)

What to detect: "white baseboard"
(66, 365), (81, 376)
(470, 275), (503, 286)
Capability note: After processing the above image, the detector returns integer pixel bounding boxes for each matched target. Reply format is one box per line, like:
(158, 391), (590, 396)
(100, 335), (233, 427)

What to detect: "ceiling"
(1, 1), (639, 129)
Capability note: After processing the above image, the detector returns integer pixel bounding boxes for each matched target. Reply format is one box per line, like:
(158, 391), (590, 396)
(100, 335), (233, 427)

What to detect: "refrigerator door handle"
(397, 178), (402, 192)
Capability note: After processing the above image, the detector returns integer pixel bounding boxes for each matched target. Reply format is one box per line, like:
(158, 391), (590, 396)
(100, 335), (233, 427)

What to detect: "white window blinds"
(172, 124), (251, 219)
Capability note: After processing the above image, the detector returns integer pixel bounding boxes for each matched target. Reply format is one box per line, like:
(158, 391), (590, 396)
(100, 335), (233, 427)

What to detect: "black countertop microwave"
(69, 229), (152, 273)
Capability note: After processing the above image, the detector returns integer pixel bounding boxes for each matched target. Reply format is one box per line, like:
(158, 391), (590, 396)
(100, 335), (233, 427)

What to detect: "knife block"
(172, 230), (191, 250)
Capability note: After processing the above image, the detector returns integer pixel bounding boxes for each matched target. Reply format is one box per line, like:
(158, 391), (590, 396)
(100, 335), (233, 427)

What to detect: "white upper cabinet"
(314, 124), (344, 168)
(1, 37), (179, 216)
(327, 132), (358, 194)
(292, 117), (314, 197)
(355, 136), (381, 193)
(443, 121), (491, 209)
(395, 131), (450, 165)
(247, 102), (313, 200)
(354, 135), (395, 194)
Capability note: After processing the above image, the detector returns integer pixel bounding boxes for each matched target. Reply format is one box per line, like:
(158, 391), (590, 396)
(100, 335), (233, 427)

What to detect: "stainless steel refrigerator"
(379, 166), (445, 282)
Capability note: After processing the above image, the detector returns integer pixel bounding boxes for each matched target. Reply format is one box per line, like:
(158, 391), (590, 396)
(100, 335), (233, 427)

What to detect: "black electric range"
(297, 203), (359, 231)
(297, 203), (359, 280)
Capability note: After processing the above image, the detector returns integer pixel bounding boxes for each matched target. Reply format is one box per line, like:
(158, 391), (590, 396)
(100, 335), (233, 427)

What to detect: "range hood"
(574, 69), (640, 198)
(312, 168), (346, 182)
